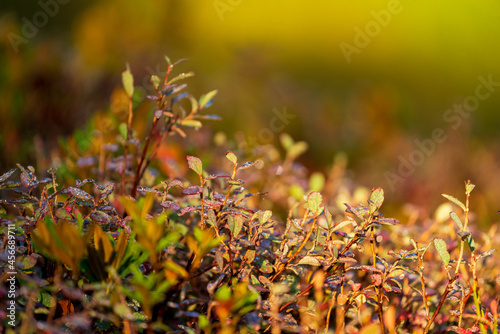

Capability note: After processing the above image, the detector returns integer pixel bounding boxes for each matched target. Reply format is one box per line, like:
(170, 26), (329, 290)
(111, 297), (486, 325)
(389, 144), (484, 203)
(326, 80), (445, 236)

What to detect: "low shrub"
(1, 57), (499, 334)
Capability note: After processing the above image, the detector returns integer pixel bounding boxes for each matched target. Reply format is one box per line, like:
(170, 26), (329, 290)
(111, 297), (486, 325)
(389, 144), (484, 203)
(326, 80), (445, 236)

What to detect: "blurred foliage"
(2, 0), (500, 221)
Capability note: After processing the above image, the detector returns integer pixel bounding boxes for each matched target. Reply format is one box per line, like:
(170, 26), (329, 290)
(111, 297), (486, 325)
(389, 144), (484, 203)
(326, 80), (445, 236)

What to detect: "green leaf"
(228, 215), (244, 238)
(179, 119), (202, 129)
(151, 75), (161, 90)
(199, 90), (217, 109)
(68, 187), (93, 202)
(466, 235), (475, 252)
(368, 187), (384, 213)
(119, 123), (128, 140)
(253, 210), (272, 225)
(122, 63), (134, 97)
(280, 133), (294, 151)
(307, 191), (323, 216)
(225, 151), (238, 164)
(168, 71), (195, 85)
(287, 141), (308, 161)
(442, 194), (466, 212)
(433, 238), (450, 266)
(309, 172), (325, 192)
(332, 220), (354, 232)
(298, 256), (321, 266)
(450, 212), (463, 230)
(186, 156), (203, 176)
(465, 182), (475, 195)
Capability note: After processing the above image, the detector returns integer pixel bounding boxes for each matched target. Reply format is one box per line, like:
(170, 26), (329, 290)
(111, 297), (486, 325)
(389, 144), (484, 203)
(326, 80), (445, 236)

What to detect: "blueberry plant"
(0, 57), (499, 334)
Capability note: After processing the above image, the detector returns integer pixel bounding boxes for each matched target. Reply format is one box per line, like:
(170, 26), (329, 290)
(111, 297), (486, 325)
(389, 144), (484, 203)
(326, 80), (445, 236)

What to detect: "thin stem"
(270, 214), (317, 282)
(377, 286), (386, 334)
(423, 274), (458, 333)
(121, 95), (133, 195)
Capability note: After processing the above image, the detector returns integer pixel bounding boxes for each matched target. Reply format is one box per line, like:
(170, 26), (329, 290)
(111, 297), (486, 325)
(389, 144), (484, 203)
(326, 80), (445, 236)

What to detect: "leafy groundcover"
(1, 57), (499, 334)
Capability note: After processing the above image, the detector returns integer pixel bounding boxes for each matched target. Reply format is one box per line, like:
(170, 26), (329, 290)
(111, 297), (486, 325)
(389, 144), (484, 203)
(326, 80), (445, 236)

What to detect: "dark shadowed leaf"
(100, 183), (115, 198)
(161, 201), (180, 211)
(68, 187), (93, 202)
(0, 168), (16, 183)
(182, 186), (203, 195)
(90, 211), (111, 224)
(0, 181), (21, 189)
(55, 208), (73, 221)
(179, 206), (197, 216)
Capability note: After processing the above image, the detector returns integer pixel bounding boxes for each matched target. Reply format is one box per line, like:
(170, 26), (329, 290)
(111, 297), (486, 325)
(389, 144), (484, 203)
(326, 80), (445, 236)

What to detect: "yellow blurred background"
(1, 0), (500, 222)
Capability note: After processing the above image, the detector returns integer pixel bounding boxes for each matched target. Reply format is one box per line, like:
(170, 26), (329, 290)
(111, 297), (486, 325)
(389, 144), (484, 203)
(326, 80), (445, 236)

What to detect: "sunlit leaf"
(55, 208), (72, 221)
(225, 151), (237, 164)
(199, 90), (217, 109)
(179, 119), (202, 129)
(307, 191), (322, 216)
(434, 238), (450, 266)
(450, 212), (463, 230)
(186, 156), (203, 176)
(332, 220), (354, 232)
(465, 182), (475, 195)
(442, 194), (466, 212)
(151, 75), (161, 90)
(368, 187), (384, 213)
(168, 71), (195, 85)
(122, 63), (134, 97)
(298, 256), (321, 266)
